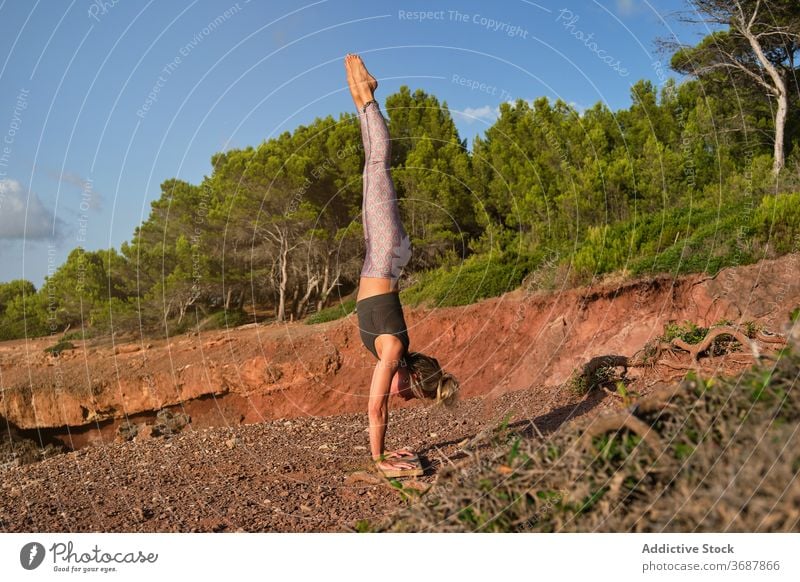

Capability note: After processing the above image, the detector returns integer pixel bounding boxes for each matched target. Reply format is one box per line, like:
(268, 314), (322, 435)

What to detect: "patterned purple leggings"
(358, 99), (411, 284)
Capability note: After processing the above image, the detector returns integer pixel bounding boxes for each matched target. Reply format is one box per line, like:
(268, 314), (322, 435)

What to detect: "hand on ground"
(376, 459), (416, 471)
(384, 448), (415, 459)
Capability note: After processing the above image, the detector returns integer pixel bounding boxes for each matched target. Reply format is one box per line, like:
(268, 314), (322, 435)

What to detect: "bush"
(383, 338), (800, 532)
(89, 298), (143, 337)
(571, 224), (632, 281)
(400, 251), (537, 307)
(62, 330), (90, 342)
(200, 309), (251, 330)
(567, 198), (765, 283)
(752, 192), (800, 255)
(305, 299), (356, 325)
(43, 340), (75, 356)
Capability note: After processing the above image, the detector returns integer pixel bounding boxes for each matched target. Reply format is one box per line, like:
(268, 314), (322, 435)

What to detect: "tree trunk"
(316, 252), (340, 312)
(177, 301), (187, 325)
(317, 261), (330, 312)
(277, 237), (289, 322)
(290, 284), (301, 319)
(773, 89), (787, 175)
(740, 9), (788, 176)
(296, 276), (320, 320)
(224, 287), (233, 311)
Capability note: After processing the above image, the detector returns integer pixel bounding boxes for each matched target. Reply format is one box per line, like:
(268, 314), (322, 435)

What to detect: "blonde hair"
(404, 352), (460, 405)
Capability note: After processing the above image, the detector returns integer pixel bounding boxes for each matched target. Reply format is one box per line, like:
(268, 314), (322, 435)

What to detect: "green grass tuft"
(305, 299), (356, 325)
(44, 340), (75, 355)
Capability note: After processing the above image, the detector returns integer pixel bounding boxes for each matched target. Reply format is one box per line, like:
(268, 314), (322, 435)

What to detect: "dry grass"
(383, 332), (800, 532)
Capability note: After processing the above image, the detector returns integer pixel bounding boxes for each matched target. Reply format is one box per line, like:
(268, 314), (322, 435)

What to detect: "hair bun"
(406, 352), (459, 405)
(437, 372), (460, 405)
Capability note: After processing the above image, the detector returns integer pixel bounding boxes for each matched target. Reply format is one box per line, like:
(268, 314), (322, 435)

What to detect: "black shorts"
(356, 292), (410, 360)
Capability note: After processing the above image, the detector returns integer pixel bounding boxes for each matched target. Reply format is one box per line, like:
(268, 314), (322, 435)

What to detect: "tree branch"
(692, 61), (778, 94)
(747, 0), (761, 32)
(742, 14), (788, 98)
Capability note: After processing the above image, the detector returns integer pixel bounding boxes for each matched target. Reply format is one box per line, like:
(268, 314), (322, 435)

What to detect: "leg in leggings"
(358, 99), (411, 287)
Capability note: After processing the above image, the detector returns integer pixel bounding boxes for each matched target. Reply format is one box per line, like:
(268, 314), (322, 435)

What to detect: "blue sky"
(0, 0), (703, 288)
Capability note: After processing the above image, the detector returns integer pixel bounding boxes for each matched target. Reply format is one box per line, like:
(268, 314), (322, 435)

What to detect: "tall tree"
(670, 0), (800, 175)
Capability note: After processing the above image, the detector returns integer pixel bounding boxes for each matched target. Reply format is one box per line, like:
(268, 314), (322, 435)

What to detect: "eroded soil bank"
(1, 253), (798, 440)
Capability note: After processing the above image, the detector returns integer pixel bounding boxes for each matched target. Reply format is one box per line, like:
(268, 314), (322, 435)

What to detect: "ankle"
(360, 85), (375, 104)
(360, 98), (378, 113)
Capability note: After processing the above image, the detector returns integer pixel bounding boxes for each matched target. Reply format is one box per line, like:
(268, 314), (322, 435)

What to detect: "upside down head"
(404, 352), (460, 406)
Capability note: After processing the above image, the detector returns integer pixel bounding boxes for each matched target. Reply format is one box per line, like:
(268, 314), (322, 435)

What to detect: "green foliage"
(662, 321), (709, 344)
(400, 250), (535, 307)
(89, 297), (142, 337)
(61, 330), (87, 342)
(567, 190), (778, 283)
(615, 381), (639, 407)
(0, 280), (49, 340)
(200, 309), (250, 330)
(388, 478), (424, 504)
(44, 340), (75, 356)
(571, 223), (633, 281)
(305, 299), (356, 325)
(753, 192), (800, 254)
(0, 279), (36, 316)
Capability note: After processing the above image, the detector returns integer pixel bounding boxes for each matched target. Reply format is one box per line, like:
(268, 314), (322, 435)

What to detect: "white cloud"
(569, 101), (587, 115)
(452, 105), (500, 124)
(48, 170), (103, 211)
(616, 0), (639, 16)
(0, 178), (66, 240)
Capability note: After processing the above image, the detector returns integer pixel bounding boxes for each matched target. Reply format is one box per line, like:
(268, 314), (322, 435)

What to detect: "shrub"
(43, 340), (75, 356)
(89, 298), (143, 337)
(62, 330), (92, 342)
(200, 309), (250, 330)
(383, 338), (800, 532)
(567, 198), (762, 282)
(305, 299), (356, 325)
(571, 224), (632, 281)
(751, 192), (800, 255)
(401, 250), (536, 307)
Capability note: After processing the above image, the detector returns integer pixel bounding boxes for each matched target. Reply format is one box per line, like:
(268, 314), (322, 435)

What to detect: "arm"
(367, 358), (396, 461)
(367, 336), (415, 468)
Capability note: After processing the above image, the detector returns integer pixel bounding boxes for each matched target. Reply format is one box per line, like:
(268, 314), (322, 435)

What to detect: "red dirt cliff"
(1, 253), (798, 432)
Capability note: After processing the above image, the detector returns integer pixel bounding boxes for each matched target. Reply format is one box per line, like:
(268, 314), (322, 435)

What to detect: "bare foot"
(344, 54), (360, 107)
(344, 53), (377, 108)
(351, 54), (378, 93)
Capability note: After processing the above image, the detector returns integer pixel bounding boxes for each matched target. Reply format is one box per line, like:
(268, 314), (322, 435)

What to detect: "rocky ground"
(0, 379), (626, 532)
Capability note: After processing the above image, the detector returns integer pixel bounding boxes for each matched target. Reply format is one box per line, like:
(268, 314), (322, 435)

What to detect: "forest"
(1, 0), (798, 341)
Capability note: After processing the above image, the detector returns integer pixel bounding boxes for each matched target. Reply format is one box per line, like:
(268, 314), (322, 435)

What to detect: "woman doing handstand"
(344, 53), (460, 477)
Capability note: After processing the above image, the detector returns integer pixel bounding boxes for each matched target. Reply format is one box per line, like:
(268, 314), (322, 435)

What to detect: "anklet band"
(361, 99), (378, 113)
